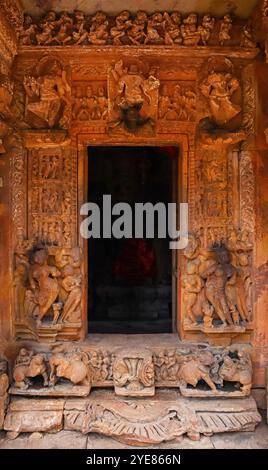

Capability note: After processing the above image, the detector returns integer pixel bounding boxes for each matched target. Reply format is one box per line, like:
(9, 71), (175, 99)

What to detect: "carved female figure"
(219, 14), (232, 45)
(29, 249), (61, 325)
(182, 260), (203, 325)
(200, 71), (241, 126)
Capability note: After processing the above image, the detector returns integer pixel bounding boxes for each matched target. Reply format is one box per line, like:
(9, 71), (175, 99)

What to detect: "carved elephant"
(13, 354), (48, 389)
(177, 358), (216, 391)
(49, 352), (91, 386)
(218, 355), (252, 393)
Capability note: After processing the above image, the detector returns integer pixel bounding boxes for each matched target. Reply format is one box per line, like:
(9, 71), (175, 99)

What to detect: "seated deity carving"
(88, 11), (109, 45)
(110, 11), (132, 45)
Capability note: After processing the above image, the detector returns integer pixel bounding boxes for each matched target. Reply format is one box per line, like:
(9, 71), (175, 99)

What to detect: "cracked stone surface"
(0, 414), (267, 449)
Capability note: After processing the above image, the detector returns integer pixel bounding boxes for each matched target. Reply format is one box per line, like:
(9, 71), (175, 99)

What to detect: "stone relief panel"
(72, 83), (108, 122)
(23, 56), (72, 129)
(182, 230), (253, 333)
(9, 343), (253, 399)
(13, 245), (83, 342)
(113, 351), (155, 397)
(108, 59), (160, 134)
(28, 147), (77, 248)
(158, 82), (196, 122)
(18, 10), (257, 49)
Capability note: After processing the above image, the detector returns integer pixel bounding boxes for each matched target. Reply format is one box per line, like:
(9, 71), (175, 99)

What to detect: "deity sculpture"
(219, 14), (232, 45)
(144, 12), (165, 44)
(88, 11), (109, 45)
(110, 10), (132, 45)
(23, 59), (71, 129)
(72, 10), (88, 44)
(20, 15), (37, 45)
(28, 249), (61, 325)
(128, 11), (147, 45)
(198, 14), (215, 45)
(200, 69), (241, 126)
(183, 230), (252, 329)
(181, 13), (200, 46)
(109, 60), (160, 132)
(163, 12), (182, 45)
(36, 11), (58, 46)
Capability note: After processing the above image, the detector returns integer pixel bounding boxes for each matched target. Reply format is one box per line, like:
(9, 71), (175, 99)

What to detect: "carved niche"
(28, 147), (77, 247)
(23, 56), (72, 129)
(113, 351), (155, 397)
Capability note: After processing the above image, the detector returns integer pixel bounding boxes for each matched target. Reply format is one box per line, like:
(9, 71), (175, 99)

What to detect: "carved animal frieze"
(18, 11), (258, 49)
(23, 56), (71, 129)
(11, 346), (91, 396)
(108, 60), (160, 133)
(153, 345), (253, 397)
(113, 351), (155, 396)
(182, 230), (253, 331)
(13, 348), (48, 389)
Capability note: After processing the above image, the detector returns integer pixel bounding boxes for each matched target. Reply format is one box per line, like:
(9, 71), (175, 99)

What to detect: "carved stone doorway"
(87, 146), (178, 334)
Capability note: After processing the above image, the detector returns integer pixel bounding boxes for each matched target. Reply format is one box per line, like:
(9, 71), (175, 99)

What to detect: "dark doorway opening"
(88, 146), (178, 334)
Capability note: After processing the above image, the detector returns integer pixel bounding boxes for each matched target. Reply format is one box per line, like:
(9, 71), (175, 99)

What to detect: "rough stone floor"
(0, 415), (267, 450)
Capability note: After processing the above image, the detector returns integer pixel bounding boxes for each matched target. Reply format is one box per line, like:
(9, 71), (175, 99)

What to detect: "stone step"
(4, 391), (261, 446)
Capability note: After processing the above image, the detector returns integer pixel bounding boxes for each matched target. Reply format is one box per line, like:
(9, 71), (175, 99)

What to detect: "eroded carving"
(183, 230), (253, 331)
(113, 352), (155, 397)
(108, 60), (160, 133)
(23, 56), (71, 129)
(158, 83), (196, 121)
(18, 11), (255, 48)
(200, 58), (241, 128)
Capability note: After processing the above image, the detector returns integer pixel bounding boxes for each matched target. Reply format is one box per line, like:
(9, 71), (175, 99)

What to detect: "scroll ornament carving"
(113, 352), (155, 396)
(182, 230), (253, 331)
(13, 244), (83, 333)
(23, 56), (72, 129)
(108, 60), (160, 133)
(18, 10), (257, 48)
